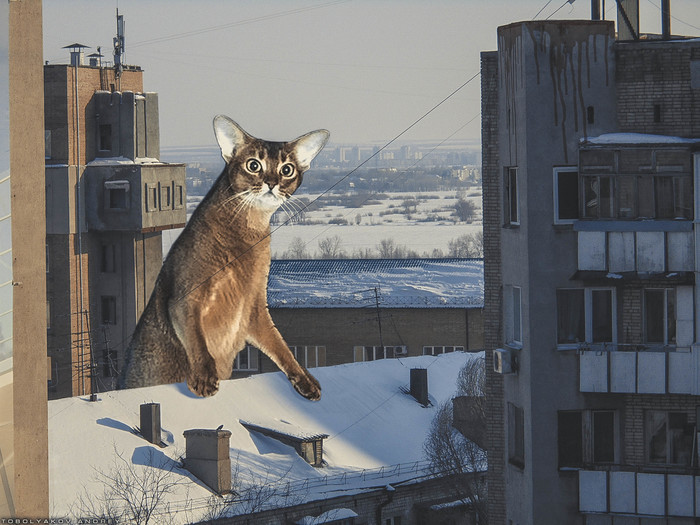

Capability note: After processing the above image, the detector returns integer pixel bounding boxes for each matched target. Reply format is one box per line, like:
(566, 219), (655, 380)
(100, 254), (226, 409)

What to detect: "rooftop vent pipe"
(140, 402), (161, 445)
(183, 428), (232, 494)
(410, 368), (429, 406)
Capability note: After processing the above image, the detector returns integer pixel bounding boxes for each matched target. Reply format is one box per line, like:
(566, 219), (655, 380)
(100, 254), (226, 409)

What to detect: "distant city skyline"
(42, 0), (700, 148)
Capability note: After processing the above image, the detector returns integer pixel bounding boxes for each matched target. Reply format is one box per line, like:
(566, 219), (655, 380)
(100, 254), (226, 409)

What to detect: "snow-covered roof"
(268, 258), (484, 309)
(49, 352), (481, 523)
(582, 133), (700, 145)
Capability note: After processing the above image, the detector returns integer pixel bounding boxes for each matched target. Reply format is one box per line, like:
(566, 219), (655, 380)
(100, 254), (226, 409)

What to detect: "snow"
(86, 156), (165, 165)
(48, 352), (480, 523)
(583, 133), (700, 145)
(295, 508), (359, 524)
(267, 258), (484, 308)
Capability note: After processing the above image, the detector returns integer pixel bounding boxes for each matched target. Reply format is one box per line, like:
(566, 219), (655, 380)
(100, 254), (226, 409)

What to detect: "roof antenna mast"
(113, 8), (125, 84)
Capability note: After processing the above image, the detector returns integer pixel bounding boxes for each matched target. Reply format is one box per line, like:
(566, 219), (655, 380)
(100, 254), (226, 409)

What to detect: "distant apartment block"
(482, 2), (700, 524)
(44, 51), (186, 399)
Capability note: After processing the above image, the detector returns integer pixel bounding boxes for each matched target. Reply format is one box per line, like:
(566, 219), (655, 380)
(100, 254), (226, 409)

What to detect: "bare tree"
(454, 198), (477, 223)
(73, 445), (184, 525)
(318, 235), (345, 259)
(424, 357), (488, 523)
(448, 231), (484, 258)
(284, 237), (311, 259)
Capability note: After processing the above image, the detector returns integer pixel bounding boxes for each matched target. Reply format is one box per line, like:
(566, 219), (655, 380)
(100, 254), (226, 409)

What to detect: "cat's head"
(213, 115), (329, 212)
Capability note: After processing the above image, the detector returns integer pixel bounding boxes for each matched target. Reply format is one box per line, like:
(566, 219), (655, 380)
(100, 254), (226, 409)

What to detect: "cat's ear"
(291, 129), (330, 171)
(213, 115), (249, 163)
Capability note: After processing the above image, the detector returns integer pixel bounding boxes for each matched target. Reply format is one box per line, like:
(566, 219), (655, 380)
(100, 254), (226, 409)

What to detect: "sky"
(42, 0), (700, 148)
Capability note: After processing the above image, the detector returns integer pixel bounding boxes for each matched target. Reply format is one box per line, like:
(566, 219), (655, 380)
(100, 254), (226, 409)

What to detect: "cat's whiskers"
(220, 188), (253, 209)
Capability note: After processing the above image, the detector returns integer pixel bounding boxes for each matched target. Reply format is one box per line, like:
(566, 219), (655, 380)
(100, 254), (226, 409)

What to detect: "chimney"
(616, 0), (640, 40)
(183, 428), (232, 494)
(70, 50), (84, 67)
(410, 368), (429, 406)
(140, 403), (161, 445)
(661, 0), (671, 39)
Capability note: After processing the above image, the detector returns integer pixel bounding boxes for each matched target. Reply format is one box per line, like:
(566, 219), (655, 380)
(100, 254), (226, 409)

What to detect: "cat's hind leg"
(249, 313), (321, 401)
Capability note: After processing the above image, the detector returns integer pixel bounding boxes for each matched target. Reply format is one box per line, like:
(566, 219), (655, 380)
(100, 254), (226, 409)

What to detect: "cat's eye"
(280, 163), (296, 178)
(245, 158), (262, 174)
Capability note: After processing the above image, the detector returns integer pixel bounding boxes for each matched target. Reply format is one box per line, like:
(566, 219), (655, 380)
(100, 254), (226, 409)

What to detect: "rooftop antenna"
(113, 8), (125, 83)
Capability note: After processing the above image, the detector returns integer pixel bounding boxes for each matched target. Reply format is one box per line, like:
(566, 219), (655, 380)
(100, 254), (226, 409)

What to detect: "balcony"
(579, 468), (700, 517)
(579, 345), (700, 394)
(575, 225), (694, 277)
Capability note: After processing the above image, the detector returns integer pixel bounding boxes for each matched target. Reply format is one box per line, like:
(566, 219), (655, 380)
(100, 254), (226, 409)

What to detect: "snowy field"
(162, 189), (483, 258)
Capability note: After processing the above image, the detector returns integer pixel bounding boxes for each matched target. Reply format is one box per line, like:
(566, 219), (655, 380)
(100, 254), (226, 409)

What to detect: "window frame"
(557, 409), (618, 469)
(100, 295), (117, 325)
(508, 402), (525, 469)
(645, 410), (694, 466)
(422, 345), (464, 356)
(553, 166), (579, 224)
(644, 288), (677, 347)
(353, 345), (402, 362)
(505, 285), (523, 347)
(233, 345), (259, 372)
(290, 345), (326, 368)
(504, 166), (519, 226)
(556, 287), (617, 349)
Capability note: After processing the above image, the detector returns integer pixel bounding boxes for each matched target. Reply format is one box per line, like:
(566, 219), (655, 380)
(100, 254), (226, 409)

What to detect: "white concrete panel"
(669, 350), (694, 394)
(696, 476), (700, 517)
(611, 351), (637, 393)
(677, 286), (694, 347)
(579, 470), (607, 513)
(578, 231), (607, 271)
(668, 474), (694, 517)
(637, 473), (665, 515)
(637, 352), (666, 393)
(636, 231), (665, 272)
(668, 231), (694, 271)
(609, 471), (635, 513)
(580, 352), (608, 392)
(608, 232), (635, 273)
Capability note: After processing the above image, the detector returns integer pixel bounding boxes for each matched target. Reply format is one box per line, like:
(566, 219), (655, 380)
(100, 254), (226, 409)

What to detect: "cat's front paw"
(290, 371), (321, 401)
(187, 374), (220, 397)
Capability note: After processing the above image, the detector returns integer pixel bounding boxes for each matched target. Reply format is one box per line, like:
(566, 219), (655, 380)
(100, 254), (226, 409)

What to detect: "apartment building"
(44, 49), (186, 399)
(482, 2), (700, 524)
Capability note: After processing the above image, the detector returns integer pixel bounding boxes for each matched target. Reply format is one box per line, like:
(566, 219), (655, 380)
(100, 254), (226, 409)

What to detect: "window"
(554, 167), (579, 223)
(422, 346), (464, 356)
(558, 411), (583, 468)
(105, 181), (130, 210)
(290, 345), (326, 368)
(160, 183), (172, 211)
(586, 105), (595, 125)
(101, 296), (116, 325)
(385, 517), (402, 525)
(233, 345), (258, 371)
(101, 244), (117, 273)
(46, 300), (51, 331)
(505, 286), (522, 346)
(558, 410), (616, 468)
(99, 124), (112, 152)
(581, 174), (692, 220)
(557, 288), (616, 347)
(353, 346), (403, 361)
(174, 184), (185, 209)
(508, 402), (525, 468)
(145, 183), (158, 212)
(646, 411), (694, 465)
(504, 166), (519, 225)
(644, 288), (676, 346)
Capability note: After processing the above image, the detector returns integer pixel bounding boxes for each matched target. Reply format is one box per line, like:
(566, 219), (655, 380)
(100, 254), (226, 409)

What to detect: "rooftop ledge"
(581, 133), (700, 145)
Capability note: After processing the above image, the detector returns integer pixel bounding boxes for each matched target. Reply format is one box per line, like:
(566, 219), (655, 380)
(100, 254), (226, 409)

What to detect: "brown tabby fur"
(120, 115), (329, 399)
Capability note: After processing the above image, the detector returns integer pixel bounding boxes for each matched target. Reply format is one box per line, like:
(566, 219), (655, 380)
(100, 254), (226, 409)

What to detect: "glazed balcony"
(579, 345), (700, 395)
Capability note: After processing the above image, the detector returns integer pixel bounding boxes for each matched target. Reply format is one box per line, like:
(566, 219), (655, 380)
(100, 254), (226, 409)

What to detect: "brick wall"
(481, 50), (506, 525)
(210, 473), (478, 525)
(616, 42), (700, 138)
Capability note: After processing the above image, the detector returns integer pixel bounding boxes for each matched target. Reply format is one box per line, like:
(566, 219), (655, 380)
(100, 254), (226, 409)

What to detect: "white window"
(505, 285), (522, 346)
(504, 166), (519, 225)
(557, 288), (616, 348)
(290, 345), (326, 368)
(644, 288), (676, 346)
(553, 167), (579, 224)
(233, 345), (258, 371)
(353, 346), (403, 362)
(422, 346), (464, 356)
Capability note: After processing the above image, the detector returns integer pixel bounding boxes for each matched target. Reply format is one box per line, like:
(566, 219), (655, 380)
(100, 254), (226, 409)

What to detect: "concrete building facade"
(483, 6), (700, 525)
(44, 57), (186, 399)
